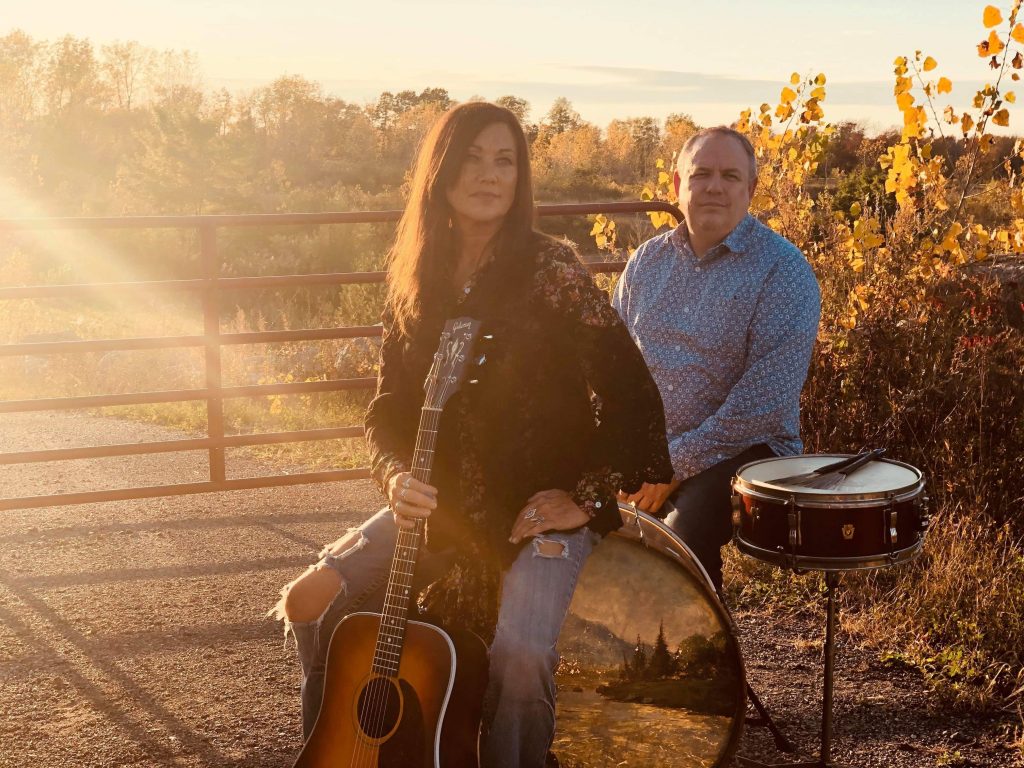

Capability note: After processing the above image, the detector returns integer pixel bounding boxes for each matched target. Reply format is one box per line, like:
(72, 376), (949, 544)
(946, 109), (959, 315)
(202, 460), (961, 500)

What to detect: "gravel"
(1, 412), (1020, 767)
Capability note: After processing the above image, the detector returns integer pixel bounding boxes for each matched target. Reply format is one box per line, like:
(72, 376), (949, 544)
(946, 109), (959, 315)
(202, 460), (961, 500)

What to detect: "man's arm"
(670, 252), (821, 481)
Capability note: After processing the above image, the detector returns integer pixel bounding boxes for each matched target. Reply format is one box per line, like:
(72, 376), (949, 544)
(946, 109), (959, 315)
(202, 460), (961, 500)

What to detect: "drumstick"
(799, 448), (886, 489)
(770, 449), (886, 487)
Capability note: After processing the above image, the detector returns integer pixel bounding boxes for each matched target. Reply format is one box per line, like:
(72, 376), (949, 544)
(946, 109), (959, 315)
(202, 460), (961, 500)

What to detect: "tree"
(101, 40), (152, 110)
(658, 112), (700, 165)
(542, 96), (581, 135)
(0, 30), (42, 125)
(44, 35), (105, 111)
(605, 117), (661, 182)
(627, 635), (647, 681)
(496, 95), (530, 123)
(648, 621), (677, 680)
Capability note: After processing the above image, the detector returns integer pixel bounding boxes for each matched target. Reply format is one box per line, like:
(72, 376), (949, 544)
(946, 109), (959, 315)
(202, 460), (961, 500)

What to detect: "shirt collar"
(670, 213), (758, 263)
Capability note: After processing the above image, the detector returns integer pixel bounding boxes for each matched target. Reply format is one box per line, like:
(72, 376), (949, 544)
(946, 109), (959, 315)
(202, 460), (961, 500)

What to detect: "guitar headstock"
(423, 317), (484, 411)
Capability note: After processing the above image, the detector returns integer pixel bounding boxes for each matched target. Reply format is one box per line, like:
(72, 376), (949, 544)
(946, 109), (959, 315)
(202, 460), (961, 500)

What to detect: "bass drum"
(552, 505), (745, 768)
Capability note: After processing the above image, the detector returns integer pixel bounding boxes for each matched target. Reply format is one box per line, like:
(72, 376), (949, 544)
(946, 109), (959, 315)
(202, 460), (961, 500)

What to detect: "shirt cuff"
(371, 455), (409, 498)
(572, 469), (624, 538)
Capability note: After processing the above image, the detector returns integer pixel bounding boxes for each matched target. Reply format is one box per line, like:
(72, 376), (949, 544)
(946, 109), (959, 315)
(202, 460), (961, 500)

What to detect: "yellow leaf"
(850, 202), (862, 217)
(655, 158), (665, 169)
(1013, 23), (1024, 43)
(988, 30), (1006, 56)
(658, 171), (671, 185)
(790, 72), (800, 85)
(815, 73), (826, 86)
(1008, 91), (1018, 103)
(811, 86), (826, 100)
(993, 108), (1011, 127)
(923, 56), (938, 72)
(590, 221), (603, 236)
(962, 114), (976, 133)
(937, 77), (953, 94)
(640, 187), (653, 201)
(897, 91), (915, 110)
(984, 5), (1003, 28)
(595, 234), (607, 248)
(780, 87), (797, 104)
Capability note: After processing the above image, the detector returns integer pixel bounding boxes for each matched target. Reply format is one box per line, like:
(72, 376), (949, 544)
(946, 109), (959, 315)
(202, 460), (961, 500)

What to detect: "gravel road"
(1, 412), (1020, 767)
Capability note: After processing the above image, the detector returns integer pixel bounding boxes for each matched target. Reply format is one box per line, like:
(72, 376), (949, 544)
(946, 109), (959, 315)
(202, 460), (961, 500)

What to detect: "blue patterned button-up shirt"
(612, 214), (821, 481)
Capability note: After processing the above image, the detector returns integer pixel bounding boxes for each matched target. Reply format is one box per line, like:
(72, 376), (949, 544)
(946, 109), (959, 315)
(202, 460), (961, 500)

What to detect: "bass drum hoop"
(608, 503), (748, 768)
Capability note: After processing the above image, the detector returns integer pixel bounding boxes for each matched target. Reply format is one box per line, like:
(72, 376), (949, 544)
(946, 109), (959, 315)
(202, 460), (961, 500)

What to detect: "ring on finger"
(400, 488), (408, 500)
(525, 508), (538, 520)
(534, 516), (546, 525)
(403, 475), (413, 489)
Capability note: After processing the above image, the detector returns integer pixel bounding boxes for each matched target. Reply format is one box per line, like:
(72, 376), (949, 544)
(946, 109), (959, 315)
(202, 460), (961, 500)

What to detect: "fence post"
(200, 224), (226, 483)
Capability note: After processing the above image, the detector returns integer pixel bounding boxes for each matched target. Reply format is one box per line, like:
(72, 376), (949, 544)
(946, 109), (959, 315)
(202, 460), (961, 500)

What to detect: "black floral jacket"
(364, 235), (672, 637)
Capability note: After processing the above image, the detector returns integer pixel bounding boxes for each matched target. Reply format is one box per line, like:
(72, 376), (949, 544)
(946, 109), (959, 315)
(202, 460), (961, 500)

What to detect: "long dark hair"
(386, 102), (536, 335)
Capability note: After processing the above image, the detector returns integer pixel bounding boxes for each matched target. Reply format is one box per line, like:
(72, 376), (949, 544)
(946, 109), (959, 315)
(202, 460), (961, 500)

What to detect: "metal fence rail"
(0, 201), (683, 511)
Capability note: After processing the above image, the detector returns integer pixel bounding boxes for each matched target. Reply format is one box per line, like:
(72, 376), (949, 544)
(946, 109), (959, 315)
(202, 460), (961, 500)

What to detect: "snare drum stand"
(737, 571), (848, 768)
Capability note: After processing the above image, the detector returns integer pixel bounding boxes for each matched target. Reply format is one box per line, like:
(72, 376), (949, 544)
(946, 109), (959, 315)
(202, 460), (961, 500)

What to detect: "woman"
(275, 102), (672, 768)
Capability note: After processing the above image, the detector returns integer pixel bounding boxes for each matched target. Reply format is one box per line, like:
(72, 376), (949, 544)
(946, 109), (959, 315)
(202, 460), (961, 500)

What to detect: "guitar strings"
(351, 356), (436, 768)
(364, 348), (451, 761)
(355, 336), (455, 766)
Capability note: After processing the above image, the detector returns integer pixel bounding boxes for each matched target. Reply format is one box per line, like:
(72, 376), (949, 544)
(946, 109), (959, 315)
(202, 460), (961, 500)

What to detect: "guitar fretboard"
(370, 420), (439, 677)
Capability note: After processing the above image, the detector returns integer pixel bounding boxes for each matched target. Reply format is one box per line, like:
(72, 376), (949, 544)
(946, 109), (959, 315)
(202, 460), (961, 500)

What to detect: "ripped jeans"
(274, 508), (597, 768)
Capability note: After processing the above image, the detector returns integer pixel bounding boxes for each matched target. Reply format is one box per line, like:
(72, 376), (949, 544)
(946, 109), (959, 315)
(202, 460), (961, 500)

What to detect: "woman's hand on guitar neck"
(388, 471), (438, 530)
(509, 489), (590, 545)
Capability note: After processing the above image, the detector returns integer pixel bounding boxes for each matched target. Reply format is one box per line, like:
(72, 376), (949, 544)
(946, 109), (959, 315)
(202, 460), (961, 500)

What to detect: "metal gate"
(0, 202), (682, 511)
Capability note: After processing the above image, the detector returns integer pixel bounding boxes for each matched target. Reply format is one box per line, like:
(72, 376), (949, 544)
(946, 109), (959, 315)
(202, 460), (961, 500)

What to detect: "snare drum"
(732, 454), (928, 571)
(552, 505), (745, 768)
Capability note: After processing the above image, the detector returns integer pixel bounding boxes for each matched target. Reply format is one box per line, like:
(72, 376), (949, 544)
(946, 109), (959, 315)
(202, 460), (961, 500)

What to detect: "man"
(613, 126), (821, 592)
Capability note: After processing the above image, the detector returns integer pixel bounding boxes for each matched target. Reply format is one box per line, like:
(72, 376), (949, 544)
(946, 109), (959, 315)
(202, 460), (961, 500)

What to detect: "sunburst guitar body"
(293, 613), (488, 768)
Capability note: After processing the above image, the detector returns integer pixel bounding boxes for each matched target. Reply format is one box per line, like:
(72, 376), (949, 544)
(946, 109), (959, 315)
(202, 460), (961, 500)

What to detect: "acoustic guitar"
(293, 317), (490, 768)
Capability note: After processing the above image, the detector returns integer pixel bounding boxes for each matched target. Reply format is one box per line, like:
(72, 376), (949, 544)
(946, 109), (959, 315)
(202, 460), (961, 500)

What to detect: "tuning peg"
(468, 379), (479, 385)
(475, 354), (487, 366)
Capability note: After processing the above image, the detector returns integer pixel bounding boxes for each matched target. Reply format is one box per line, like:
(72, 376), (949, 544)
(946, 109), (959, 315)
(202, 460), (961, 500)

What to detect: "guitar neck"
(371, 405), (441, 677)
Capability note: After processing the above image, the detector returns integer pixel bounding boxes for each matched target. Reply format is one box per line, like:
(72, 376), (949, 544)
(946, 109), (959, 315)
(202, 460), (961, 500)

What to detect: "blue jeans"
(663, 443), (776, 593)
(481, 525), (598, 768)
(276, 508), (597, 768)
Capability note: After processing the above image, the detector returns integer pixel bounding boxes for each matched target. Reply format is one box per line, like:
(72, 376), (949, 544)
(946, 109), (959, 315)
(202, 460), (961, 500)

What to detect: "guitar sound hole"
(357, 677), (401, 738)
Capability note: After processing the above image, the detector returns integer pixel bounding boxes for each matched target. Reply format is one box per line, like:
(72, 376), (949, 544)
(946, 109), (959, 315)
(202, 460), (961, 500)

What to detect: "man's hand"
(618, 478), (682, 514)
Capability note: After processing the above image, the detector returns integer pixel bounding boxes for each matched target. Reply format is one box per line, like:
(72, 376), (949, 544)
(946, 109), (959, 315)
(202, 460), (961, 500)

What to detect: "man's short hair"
(678, 126), (757, 181)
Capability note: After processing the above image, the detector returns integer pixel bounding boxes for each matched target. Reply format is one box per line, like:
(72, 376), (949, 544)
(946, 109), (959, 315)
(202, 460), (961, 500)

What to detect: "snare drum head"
(735, 454), (922, 498)
(553, 510), (744, 768)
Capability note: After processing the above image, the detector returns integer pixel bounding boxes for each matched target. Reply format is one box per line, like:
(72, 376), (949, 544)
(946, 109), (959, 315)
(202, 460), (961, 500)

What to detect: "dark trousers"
(663, 444), (776, 593)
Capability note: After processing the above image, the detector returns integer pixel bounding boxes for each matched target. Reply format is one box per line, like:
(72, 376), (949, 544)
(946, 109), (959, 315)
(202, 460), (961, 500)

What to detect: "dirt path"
(1, 413), (1020, 767)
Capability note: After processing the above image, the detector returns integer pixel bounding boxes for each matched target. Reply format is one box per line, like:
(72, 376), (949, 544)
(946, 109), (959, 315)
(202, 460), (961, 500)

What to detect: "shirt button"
(594, 501), (602, 509)
(674, 345), (681, 352)
(667, 384), (674, 392)
(695, 266), (701, 273)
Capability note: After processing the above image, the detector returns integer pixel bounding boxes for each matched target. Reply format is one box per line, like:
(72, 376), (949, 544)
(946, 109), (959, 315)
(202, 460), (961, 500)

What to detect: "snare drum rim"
(611, 504), (747, 768)
(732, 454), (924, 505)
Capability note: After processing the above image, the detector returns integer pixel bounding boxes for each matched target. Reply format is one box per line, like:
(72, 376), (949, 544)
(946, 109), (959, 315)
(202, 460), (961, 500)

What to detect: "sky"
(4, 0), (1015, 132)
